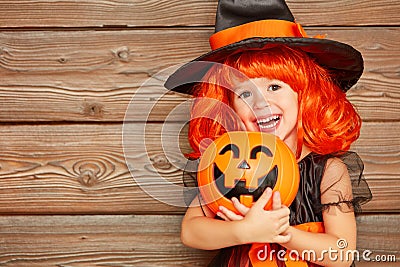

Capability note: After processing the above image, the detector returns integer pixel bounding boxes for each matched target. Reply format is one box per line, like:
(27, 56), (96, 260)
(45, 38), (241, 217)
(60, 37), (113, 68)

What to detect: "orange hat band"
(209, 19), (308, 50)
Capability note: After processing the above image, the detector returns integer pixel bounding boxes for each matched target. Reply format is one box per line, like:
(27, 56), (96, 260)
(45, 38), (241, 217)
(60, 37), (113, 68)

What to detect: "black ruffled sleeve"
(319, 152), (372, 215)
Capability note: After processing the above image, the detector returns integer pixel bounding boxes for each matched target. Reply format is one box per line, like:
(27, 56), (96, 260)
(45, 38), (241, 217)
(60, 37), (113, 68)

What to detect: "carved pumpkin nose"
(238, 160), (250, 169)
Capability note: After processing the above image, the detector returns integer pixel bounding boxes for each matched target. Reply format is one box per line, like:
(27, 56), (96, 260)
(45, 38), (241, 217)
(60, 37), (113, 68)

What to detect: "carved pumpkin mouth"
(214, 164), (278, 202)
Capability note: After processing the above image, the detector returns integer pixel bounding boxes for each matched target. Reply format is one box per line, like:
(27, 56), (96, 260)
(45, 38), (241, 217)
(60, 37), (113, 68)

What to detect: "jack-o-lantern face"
(197, 131), (299, 214)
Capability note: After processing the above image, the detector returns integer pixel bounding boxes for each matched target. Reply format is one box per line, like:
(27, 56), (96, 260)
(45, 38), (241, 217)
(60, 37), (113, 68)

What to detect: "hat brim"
(165, 37), (363, 94)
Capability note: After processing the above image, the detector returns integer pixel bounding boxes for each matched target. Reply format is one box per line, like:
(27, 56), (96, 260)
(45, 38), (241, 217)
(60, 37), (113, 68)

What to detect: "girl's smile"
(231, 77), (298, 151)
(256, 114), (281, 130)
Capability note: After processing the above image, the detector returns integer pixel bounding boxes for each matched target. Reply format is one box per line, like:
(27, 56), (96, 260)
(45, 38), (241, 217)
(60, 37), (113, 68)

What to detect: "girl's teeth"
(257, 115), (280, 129)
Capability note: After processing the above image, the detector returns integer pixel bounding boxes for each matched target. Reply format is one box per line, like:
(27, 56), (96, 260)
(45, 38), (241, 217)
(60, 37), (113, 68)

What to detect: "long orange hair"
(188, 45), (361, 159)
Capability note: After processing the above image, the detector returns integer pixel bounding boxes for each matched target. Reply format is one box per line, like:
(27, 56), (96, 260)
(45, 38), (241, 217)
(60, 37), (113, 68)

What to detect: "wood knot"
(151, 154), (171, 170)
(0, 47), (9, 57)
(58, 57), (68, 64)
(82, 101), (104, 118)
(113, 46), (130, 62)
(77, 162), (101, 187)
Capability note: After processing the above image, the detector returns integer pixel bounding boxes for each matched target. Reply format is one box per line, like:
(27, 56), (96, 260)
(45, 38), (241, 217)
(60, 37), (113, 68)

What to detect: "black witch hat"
(165, 0), (363, 95)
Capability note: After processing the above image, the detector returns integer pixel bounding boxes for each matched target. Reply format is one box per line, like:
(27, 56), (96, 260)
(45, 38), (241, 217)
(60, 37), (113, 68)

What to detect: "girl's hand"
(216, 197), (249, 221)
(230, 188), (291, 244)
(217, 188), (287, 221)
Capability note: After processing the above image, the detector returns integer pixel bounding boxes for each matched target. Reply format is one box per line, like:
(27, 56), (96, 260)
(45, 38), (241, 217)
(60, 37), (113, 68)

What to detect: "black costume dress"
(183, 152), (372, 267)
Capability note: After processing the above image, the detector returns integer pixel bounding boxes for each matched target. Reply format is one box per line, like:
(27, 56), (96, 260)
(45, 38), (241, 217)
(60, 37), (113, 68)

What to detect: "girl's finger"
(216, 211), (230, 221)
(273, 232), (291, 244)
(252, 187), (273, 210)
(271, 206), (290, 219)
(232, 197), (250, 215)
(272, 191), (282, 210)
(279, 216), (290, 226)
(278, 221), (290, 234)
(219, 206), (244, 221)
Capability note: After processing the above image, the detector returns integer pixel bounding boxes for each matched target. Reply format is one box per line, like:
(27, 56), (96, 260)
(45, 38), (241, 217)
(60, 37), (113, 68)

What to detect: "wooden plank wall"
(0, 0), (399, 266)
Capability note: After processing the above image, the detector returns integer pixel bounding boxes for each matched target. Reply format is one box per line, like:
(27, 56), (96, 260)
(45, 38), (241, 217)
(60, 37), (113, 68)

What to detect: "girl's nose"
(253, 89), (270, 109)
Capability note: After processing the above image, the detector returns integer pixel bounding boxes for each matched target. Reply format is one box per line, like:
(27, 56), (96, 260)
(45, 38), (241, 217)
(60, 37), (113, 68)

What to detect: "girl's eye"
(267, 84), (281, 91)
(239, 91), (252, 99)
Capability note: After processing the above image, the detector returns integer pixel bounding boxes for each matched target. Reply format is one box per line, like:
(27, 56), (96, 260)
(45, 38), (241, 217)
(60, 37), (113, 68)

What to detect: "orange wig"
(188, 45), (361, 159)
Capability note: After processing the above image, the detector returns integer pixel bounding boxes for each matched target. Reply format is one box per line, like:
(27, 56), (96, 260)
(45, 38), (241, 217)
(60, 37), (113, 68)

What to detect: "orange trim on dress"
(209, 20), (308, 50)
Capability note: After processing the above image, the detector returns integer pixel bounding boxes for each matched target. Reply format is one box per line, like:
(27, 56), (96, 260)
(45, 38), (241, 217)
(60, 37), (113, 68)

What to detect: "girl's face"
(231, 77), (299, 150)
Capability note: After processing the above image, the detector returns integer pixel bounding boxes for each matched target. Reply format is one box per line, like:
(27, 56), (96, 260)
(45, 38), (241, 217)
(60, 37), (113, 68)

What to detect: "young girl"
(165, 0), (371, 266)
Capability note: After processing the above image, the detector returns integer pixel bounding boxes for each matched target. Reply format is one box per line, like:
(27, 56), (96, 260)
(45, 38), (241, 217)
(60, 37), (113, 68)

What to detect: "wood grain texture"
(0, 28), (399, 122)
(0, 122), (398, 214)
(0, 122), (188, 215)
(0, 215), (216, 266)
(356, 215), (400, 258)
(0, 214), (398, 266)
(0, 0), (399, 27)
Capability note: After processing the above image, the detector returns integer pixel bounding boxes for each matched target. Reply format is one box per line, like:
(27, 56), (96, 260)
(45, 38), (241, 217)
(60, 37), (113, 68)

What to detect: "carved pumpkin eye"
(250, 145), (273, 159)
(219, 144), (239, 158)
